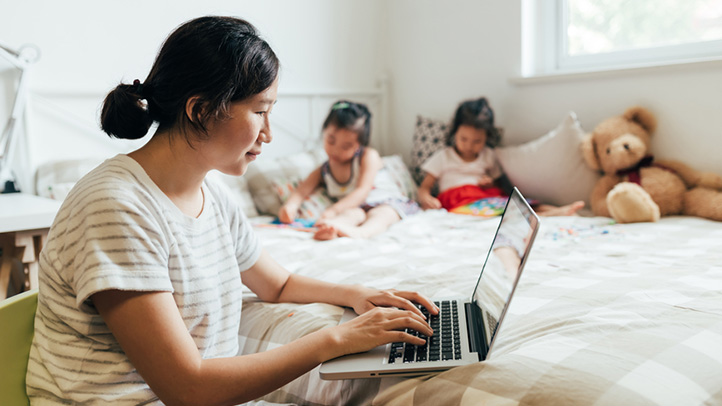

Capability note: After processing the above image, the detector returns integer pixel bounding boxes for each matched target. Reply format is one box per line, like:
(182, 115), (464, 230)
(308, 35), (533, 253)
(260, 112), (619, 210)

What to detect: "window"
(522, 0), (722, 76)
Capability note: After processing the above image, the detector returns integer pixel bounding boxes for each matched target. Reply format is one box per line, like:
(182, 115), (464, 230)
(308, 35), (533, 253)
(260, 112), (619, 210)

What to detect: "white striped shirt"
(27, 154), (261, 405)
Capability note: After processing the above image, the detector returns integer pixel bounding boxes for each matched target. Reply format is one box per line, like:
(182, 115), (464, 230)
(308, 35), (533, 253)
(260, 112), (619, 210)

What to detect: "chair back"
(0, 289), (38, 406)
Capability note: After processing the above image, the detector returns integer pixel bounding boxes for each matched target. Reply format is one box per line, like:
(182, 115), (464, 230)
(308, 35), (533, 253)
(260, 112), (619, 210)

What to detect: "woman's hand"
(278, 203), (298, 224)
(349, 286), (439, 319)
(328, 307), (434, 357)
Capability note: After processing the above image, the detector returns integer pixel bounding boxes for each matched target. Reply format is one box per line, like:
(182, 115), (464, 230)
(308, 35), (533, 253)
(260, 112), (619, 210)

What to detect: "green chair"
(0, 289), (38, 406)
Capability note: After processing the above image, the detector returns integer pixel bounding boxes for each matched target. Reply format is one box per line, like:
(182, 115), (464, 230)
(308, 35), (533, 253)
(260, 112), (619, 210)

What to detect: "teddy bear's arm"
(655, 159), (722, 190)
(590, 176), (619, 217)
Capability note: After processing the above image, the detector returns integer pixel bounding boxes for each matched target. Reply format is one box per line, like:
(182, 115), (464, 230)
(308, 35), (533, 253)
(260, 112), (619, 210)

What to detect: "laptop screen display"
(471, 190), (539, 352)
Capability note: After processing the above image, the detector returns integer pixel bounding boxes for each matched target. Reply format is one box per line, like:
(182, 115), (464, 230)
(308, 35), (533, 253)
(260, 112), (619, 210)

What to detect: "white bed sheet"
(240, 211), (722, 406)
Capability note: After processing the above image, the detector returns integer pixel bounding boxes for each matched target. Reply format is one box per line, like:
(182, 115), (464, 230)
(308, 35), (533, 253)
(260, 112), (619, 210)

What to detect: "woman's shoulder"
(60, 155), (161, 215)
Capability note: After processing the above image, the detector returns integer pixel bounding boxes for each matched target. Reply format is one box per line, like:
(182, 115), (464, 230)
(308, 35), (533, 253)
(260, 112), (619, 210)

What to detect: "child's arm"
(278, 167), (323, 223)
(321, 148), (383, 219)
(418, 173), (442, 210)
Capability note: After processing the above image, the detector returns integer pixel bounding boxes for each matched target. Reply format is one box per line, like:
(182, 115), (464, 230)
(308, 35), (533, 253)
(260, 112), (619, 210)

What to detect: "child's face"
(323, 125), (361, 164)
(454, 125), (487, 161)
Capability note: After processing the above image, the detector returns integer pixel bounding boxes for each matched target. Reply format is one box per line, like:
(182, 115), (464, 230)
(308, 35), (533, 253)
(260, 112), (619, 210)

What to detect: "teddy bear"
(581, 106), (722, 223)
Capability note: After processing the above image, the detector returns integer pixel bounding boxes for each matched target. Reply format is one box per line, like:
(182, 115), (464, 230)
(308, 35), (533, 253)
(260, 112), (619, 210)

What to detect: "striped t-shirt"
(26, 154), (261, 404)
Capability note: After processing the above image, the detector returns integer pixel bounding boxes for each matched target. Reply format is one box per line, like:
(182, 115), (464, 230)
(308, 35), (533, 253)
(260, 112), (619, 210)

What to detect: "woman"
(27, 16), (436, 405)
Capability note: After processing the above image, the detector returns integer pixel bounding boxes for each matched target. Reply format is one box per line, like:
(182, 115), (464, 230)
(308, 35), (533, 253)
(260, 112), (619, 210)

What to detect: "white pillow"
(495, 112), (599, 206)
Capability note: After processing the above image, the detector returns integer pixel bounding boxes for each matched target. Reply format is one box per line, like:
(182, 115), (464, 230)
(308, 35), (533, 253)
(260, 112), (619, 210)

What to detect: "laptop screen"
(470, 188), (539, 354)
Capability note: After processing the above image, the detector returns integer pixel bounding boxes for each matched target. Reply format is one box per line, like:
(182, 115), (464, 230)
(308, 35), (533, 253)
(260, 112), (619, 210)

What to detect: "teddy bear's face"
(591, 116), (652, 174)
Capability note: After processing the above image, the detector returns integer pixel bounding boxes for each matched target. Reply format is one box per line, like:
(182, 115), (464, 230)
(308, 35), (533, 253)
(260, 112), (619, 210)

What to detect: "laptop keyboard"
(388, 300), (462, 364)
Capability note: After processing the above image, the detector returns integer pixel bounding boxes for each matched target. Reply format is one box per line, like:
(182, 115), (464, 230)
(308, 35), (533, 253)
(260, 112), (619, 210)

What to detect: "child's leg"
(314, 205), (400, 240)
(313, 207), (366, 240)
(534, 201), (585, 216)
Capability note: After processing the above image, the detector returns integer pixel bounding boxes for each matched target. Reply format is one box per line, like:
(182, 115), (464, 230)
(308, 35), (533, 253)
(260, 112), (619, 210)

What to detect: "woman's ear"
(185, 96), (203, 124)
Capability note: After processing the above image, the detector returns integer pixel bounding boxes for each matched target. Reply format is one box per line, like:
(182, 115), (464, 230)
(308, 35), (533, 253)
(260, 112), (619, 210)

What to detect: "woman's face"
(323, 124), (361, 164)
(454, 125), (487, 161)
(199, 78), (278, 176)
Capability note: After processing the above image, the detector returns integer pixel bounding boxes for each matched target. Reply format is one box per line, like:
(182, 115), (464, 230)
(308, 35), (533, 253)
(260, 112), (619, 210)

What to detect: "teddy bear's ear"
(581, 132), (601, 171)
(624, 106), (657, 134)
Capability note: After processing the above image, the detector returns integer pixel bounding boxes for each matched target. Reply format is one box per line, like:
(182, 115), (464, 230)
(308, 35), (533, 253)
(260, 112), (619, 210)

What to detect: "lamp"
(0, 42), (40, 193)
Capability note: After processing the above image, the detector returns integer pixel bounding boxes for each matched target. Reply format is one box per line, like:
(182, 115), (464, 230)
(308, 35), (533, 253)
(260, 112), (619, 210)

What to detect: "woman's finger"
(389, 290), (439, 316)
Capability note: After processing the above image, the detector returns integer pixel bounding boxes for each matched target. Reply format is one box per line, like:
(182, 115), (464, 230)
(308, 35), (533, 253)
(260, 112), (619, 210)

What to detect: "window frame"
(524, 0), (722, 77)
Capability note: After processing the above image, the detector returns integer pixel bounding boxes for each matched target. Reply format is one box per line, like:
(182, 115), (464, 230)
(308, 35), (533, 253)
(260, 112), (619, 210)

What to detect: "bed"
(32, 87), (722, 406)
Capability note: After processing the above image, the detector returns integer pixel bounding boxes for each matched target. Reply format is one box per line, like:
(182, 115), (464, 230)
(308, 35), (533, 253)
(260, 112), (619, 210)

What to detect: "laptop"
(319, 187), (540, 380)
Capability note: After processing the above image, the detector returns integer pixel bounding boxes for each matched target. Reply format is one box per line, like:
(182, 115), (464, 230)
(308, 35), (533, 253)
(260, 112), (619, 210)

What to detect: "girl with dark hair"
(278, 100), (420, 240)
(418, 97), (584, 215)
(27, 17), (437, 405)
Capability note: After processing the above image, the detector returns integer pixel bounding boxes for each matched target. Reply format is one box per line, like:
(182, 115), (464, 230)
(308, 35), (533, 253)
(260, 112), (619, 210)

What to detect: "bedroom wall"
(2, 1), (721, 194)
(0, 0), (385, 193)
(383, 1), (722, 175)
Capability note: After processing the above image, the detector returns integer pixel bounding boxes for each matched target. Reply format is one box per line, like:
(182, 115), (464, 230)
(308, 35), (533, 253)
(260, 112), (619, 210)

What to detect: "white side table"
(0, 193), (61, 300)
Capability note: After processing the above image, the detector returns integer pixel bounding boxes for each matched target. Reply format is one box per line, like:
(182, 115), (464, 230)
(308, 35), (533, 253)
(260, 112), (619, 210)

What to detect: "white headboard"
(265, 77), (390, 159)
(25, 77), (389, 193)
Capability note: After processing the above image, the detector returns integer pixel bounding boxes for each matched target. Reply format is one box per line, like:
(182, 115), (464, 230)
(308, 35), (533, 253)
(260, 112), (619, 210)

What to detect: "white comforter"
(240, 211), (722, 406)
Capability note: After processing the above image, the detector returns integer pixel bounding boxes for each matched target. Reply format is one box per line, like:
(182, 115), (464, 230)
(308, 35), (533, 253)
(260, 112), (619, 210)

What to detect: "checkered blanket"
(240, 211), (722, 406)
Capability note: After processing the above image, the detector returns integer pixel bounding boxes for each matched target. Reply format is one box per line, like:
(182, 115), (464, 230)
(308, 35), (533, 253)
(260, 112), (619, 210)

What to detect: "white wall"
(2, 0), (721, 194)
(384, 1), (722, 175)
(0, 0), (385, 192)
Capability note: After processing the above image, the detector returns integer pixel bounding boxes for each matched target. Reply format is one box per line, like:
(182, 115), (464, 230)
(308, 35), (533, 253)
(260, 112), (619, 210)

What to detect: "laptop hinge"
(465, 302), (488, 361)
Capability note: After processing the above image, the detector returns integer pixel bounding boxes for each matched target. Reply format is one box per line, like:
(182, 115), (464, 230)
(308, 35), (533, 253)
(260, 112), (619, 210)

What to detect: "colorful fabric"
(449, 196), (509, 217)
(438, 184), (505, 211)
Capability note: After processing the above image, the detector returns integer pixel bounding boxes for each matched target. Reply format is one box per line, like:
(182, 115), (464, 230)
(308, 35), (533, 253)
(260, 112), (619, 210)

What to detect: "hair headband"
(332, 102), (350, 110)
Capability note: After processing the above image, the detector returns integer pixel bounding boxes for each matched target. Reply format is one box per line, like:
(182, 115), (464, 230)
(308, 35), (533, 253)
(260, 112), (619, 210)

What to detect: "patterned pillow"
(381, 155), (418, 200)
(209, 171), (259, 218)
(410, 116), (449, 185)
(271, 177), (333, 220)
(244, 150), (328, 215)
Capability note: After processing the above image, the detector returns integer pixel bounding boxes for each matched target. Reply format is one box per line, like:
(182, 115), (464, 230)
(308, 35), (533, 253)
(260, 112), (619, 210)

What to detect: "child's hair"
(447, 97), (502, 148)
(322, 100), (372, 146)
(100, 16), (280, 142)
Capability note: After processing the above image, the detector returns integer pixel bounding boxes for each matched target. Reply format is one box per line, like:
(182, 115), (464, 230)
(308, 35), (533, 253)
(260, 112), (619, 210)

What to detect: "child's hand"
(419, 194), (442, 210)
(478, 175), (493, 188)
(278, 203), (298, 224)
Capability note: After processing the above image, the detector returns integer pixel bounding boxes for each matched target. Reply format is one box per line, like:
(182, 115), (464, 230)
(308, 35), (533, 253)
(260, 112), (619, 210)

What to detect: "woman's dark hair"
(100, 16), (280, 141)
(447, 97), (502, 148)
(322, 100), (372, 146)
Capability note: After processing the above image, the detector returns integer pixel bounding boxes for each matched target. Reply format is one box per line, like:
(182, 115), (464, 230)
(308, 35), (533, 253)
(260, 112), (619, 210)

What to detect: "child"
(27, 17), (437, 405)
(418, 97), (584, 216)
(279, 101), (420, 240)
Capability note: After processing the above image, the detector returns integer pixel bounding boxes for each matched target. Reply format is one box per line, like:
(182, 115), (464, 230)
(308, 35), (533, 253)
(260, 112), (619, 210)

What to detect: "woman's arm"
(418, 173), (442, 210)
(278, 167), (323, 223)
(243, 249), (438, 317)
(323, 148), (383, 216)
(93, 255), (435, 406)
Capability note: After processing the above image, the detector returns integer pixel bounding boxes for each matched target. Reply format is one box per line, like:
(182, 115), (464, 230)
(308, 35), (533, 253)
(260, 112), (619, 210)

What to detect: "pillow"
(244, 150), (327, 215)
(381, 155), (418, 200)
(208, 171), (259, 218)
(410, 116), (449, 185)
(495, 111), (600, 206)
(36, 158), (103, 201)
(271, 177), (332, 220)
